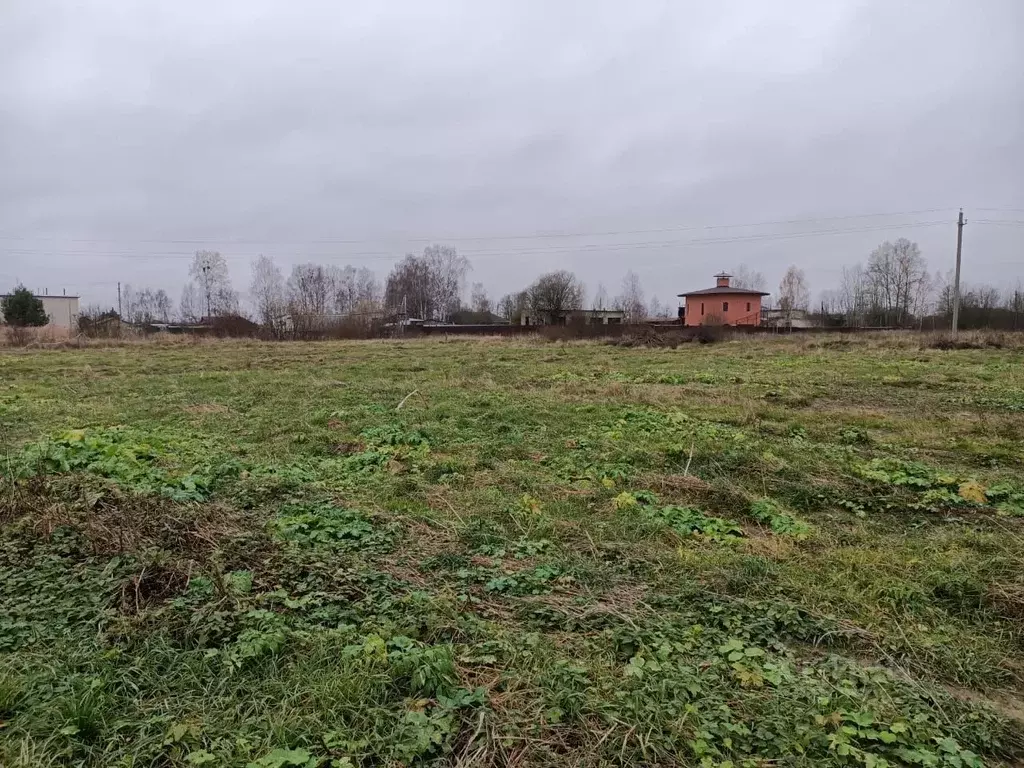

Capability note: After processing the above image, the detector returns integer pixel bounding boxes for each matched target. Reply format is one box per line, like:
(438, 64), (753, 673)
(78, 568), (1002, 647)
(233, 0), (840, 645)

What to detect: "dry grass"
(1, 478), (263, 563)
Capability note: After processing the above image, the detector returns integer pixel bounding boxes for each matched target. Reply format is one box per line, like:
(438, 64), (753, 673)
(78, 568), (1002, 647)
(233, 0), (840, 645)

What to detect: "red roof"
(677, 286), (769, 297)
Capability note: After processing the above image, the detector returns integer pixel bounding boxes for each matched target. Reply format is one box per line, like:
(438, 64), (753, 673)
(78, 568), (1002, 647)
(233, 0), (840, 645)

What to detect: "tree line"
(56, 236), (1024, 333)
(73, 247), (682, 331)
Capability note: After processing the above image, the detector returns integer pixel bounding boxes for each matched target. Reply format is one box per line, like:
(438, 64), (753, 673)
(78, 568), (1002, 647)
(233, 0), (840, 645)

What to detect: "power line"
(0, 207), (952, 247)
(1, 219), (953, 262)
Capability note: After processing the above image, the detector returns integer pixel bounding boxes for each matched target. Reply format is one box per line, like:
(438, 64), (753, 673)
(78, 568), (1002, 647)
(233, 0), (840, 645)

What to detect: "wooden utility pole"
(951, 208), (965, 337)
(117, 281), (122, 318)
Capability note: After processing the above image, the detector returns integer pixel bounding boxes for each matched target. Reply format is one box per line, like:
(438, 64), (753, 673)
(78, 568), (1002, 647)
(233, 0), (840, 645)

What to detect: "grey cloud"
(1, 0), (1022, 308)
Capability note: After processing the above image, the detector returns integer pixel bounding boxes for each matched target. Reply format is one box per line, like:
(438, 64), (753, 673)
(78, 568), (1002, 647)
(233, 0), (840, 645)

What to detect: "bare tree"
(818, 289), (840, 318)
(385, 254), (434, 319)
(731, 264), (767, 291)
(179, 282), (203, 323)
(121, 284), (141, 324)
(648, 296), (671, 319)
(287, 263), (335, 316)
(836, 264), (869, 325)
(154, 290), (173, 323)
(1009, 281), (1024, 330)
(777, 266), (810, 326)
(470, 282), (492, 314)
(332, 266), (381, 315)
(527, 271), (584, 323)
(189, 250), (237, 317)
(865, 238), (928, 326)
(424, 244), (471, 321)
(615, 270), (647, 323)
(497, 291), (528, 324)
(250, 255), (286, 332)
(931, 270), (953, 318)
(355, 267), (382, 308)
(384, 245), (470, 321)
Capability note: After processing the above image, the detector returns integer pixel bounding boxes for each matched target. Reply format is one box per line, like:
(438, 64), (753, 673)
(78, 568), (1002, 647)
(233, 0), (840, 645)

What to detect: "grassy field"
(1, 333), (1023, 767)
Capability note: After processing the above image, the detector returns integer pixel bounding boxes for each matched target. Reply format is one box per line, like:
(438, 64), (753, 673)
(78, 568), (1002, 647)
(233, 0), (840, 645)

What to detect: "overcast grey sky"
(2, 0), (1022, 310)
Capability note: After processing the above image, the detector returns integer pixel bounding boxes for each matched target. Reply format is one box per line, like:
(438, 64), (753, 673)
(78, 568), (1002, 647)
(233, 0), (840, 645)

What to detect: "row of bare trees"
(79, 236), (1022, 333)
(383, 245), (471, 321)
(120, 285), (174, 324)
(250, 256), (380, 334)
(817, 239), (932, 326)
(493, 269), (677, 325)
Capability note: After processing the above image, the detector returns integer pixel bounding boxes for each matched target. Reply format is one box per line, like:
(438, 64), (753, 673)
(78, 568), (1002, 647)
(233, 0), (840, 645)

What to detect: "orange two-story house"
(678, 273), (768, 326)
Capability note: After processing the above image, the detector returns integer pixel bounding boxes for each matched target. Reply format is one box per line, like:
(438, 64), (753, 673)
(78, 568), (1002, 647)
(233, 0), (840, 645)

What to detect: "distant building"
(761, 307), (815, 329)
(449, 309), (508, 325)
(677, 273), (767, 327)
(0, 293), (80, 331)
(520, 308), (625, 326)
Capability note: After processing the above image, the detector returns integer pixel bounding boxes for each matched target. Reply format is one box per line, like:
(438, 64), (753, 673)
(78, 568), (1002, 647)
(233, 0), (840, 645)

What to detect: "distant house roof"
(677, 286), (769, 297)
(543, 308), (624, 315)
(0, 294), (80, 299)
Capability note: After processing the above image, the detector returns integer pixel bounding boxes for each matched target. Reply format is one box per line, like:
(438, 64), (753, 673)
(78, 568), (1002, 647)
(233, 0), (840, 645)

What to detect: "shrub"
(695, 324), (727, 344)
(0, 286), (48, 327)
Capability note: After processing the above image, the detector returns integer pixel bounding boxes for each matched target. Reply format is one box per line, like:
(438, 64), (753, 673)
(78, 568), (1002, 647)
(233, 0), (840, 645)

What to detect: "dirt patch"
(986, 582), (1024, 620)
(375, 517), (461, 586)
(120, 561), (192, 614)
(944, 684), (1024, 725)
(641, 473), (714, 494)
(742, 533), (798, 560)
(637, 473), (752, 517)
(524, 582), (649, 618)
(331, 441), (362, 455)
(184, 403), (232, 415)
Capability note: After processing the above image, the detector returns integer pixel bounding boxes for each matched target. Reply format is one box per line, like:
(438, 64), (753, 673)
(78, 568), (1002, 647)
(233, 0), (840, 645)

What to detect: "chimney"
(715, 272), (731, 288)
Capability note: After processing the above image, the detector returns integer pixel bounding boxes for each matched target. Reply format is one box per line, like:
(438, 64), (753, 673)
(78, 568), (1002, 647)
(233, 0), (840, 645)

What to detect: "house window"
(723, 301), (729, 313)
(701, 302), (704, 315)
(746, 302), (751, 312)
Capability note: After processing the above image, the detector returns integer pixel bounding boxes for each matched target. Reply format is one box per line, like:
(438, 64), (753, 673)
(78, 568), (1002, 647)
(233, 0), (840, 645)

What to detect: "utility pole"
(202, 263), (211, 318)
(117, 282), (122, 318)
(951, 208), (966, 337)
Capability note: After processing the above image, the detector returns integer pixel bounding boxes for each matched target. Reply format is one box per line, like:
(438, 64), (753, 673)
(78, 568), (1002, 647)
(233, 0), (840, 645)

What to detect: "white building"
(0, 294), (80, 331)
(761, 307), (815, 329)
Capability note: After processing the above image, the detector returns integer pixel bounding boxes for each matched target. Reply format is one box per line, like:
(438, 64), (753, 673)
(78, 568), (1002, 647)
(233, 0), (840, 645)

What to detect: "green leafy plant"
(748, 498), (812, 539)
(646, 505), (743, 543)
(17, 427), (238, 501)
(271, 503), (394, 552)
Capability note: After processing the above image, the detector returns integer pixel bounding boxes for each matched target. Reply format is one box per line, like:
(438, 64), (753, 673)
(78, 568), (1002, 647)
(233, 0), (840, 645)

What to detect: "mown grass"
(1, 333), (1023, 767)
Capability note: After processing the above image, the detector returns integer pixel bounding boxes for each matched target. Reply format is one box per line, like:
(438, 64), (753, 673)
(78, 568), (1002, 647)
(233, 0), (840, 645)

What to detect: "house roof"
(531, 308), (625, 316)
(677, 286), (769, 297)
(0, 294), (80, 299)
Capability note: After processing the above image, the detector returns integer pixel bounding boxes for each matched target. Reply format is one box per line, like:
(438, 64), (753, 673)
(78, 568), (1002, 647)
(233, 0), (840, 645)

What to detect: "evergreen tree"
(1, 286), (48, 327)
